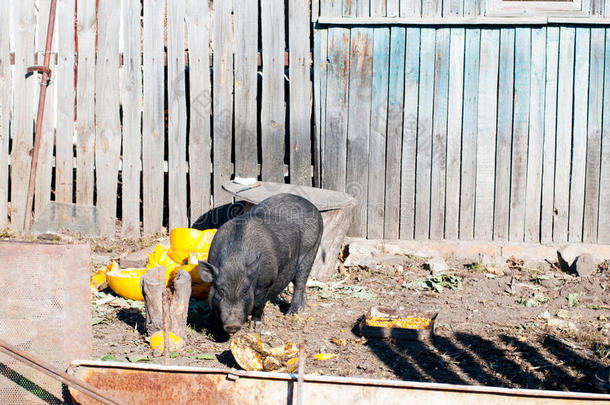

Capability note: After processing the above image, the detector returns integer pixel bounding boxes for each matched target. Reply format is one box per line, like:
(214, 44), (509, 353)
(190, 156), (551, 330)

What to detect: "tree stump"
(140, 266), (192, 353)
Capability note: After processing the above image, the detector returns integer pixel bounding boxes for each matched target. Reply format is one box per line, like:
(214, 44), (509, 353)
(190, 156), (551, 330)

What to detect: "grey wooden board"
(120, 0), (142, 238)
(387, 0), (400, 17)
(322, 27), (350, 193)
(343, 0), (357, 17)
(95, 0), (121, 236)
(583, 27), (604, 243)
(509, 27), (531, 242)
(444, 28), (465, 240)
(34, 0), (56, 220)
(493, 28), (515, 241)
(313, 28), (327, 187)
(346, 27), (373, 237)
(222, 181), (356, 211)
(541, 27), (559, 244)
(76, 0), (96, 206)
(142, 0), (165, 233)
(430, 28), (450, 240)
(414, 27), (435, 240)
(234, 0), (258, 178)
(357, 0), (370, 17)
(0, 0), (9, 228)
(167, 0), (188, 230)
(11, 0), (36, 230)
(444, 0), (464, 16)
(569, 27), (590, 242)
(554, 27), (575, 243)
(599, 27), (610, 243)
(212, 0), (234, 206)
(399, 27), (420, 239)
(289, 0), (313, 186)
(368, 27), (389, 239)
(524, 27), (546, 243)
(422, 0), (442, 17)
(474, 28), (499, 241)
(384, 27), (406, 239)
(459, 28), (480, 240)
(186, 0), (212, 224)
(55, 0), (75, 204)
(400, 0), (421, 17)
(261, 0), (286, 183)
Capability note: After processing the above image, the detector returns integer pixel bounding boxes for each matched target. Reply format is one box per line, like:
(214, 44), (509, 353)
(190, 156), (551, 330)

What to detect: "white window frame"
(486, 0), (590, 16)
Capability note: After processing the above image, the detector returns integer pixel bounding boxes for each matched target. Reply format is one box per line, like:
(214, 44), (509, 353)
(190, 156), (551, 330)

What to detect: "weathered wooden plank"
(400, 0), (421, 17)
(599, 27), (610, 243)
(444, 27), (465, 240)
(261, 0), (286, 183)
(76, 0), (96, 206)
(583, 27), (604, 243)
(554, 27), (575, 243)
(459, 28), (480, 240)
(343, 0), (357, 17)
(313, 28), (327, 187)
(541, 27), (559, 244)
(346, 28), (373, 237)
(443, 0), (464, 16)
(399, 28), (421, 240)
(474, 28), (499, 241)
(371, 0), (386, 17)
(367, 27), (389, 239)
(592, 0), (603, 15)
(11, 0), (36, 230)
(234, 0), (258, 178)
(213, 0), (234, 206)
(95, 0), (121, 236)
(142, 0), (165, 234)
(524, 27), (546, 243)
(55, 0), (75, 204)
(357, 0), (370, 17)
(509, 28), (531, 242)
(493, 28), (515, 241)
(120, 0), (142, 237)
(605, 0), (610, 17)
(387, 0), (400, 17)
(322, 27), (350, 193)
(569, 27), (590, 242)
(463, 0), (482, 16)
(430, 28), (450, 240)
(0, 0), (9, 228)
(384, 27), (406, 239)
(186, 0), (212, 224)
(34, 0), (56, 219)
(414, 28), (435, 240)
(322, 0), (342, 15)
(422, 0), (442, 17)
(167, 0), (188, 229)
(289, 0), (313, 186)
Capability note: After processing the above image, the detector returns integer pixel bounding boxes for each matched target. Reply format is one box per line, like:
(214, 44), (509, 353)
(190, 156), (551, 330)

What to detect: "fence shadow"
(364, 329), (608, 393)
(0, 362), (63, 404)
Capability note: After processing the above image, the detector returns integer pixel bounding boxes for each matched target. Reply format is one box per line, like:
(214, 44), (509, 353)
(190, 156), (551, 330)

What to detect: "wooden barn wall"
(314, 0), (610, 243)
(2, 0), (312, 236)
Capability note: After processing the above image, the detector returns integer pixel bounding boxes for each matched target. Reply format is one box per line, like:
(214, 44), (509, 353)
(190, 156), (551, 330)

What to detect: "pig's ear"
(198, 261), (219, 282)
(246, 255), (262, 281)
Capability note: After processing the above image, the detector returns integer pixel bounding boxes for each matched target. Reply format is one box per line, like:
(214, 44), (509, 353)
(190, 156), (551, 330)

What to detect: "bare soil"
(86, 237), (610, 394)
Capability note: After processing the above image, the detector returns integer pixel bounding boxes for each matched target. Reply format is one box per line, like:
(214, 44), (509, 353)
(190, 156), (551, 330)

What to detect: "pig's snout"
(224, 324), (241, 335)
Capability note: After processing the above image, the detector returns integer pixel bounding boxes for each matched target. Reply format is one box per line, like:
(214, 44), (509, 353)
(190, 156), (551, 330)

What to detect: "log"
(169, 269), (192, 339)
(140, 266), (165, 337)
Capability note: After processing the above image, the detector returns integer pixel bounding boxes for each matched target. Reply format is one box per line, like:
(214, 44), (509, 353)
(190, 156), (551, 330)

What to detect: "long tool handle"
(0, 337), (122, 405)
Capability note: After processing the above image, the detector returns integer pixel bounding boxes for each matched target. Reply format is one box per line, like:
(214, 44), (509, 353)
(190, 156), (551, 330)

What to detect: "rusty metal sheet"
(0, 241), (91, 403)
(68, 361), (610, 405)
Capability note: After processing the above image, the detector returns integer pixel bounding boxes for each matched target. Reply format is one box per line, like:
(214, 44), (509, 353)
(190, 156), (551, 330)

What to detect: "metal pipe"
(24, 0), (57, 232)
(0, 338), (123, 405)
(297, 343), (305, 405)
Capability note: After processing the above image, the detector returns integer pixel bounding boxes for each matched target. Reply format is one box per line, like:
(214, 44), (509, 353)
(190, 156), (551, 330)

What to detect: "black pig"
(198, 193), (323, 335)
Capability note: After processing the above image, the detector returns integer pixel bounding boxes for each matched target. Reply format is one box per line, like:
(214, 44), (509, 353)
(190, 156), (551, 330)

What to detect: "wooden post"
(141, 266), (165, 337)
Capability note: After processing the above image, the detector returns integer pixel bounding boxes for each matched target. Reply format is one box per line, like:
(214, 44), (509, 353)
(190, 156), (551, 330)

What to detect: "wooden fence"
(0, 0), (312, 237)
(314, 0), (610, 244)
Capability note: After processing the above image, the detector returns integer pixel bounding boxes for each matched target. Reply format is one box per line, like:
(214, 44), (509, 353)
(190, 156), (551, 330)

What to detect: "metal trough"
(67, 360), (610, 405)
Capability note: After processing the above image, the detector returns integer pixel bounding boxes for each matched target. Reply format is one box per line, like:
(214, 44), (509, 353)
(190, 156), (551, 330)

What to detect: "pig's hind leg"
(287, 252), (316, 314)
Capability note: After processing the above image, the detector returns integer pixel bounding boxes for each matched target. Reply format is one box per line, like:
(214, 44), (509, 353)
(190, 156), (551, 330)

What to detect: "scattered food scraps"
(365, 316), (432, 330)
(149, 331), (184, 352)
(230, 333), (300, 372)
(313, 353), (336, 361)
(90, 261), (118, 292)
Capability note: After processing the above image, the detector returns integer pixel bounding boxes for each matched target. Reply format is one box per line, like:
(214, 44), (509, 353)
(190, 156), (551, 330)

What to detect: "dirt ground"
(82, 235), (610, 394)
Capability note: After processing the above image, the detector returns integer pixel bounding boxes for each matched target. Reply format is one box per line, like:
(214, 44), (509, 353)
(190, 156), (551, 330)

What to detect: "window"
(486, 0), (589, 16)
